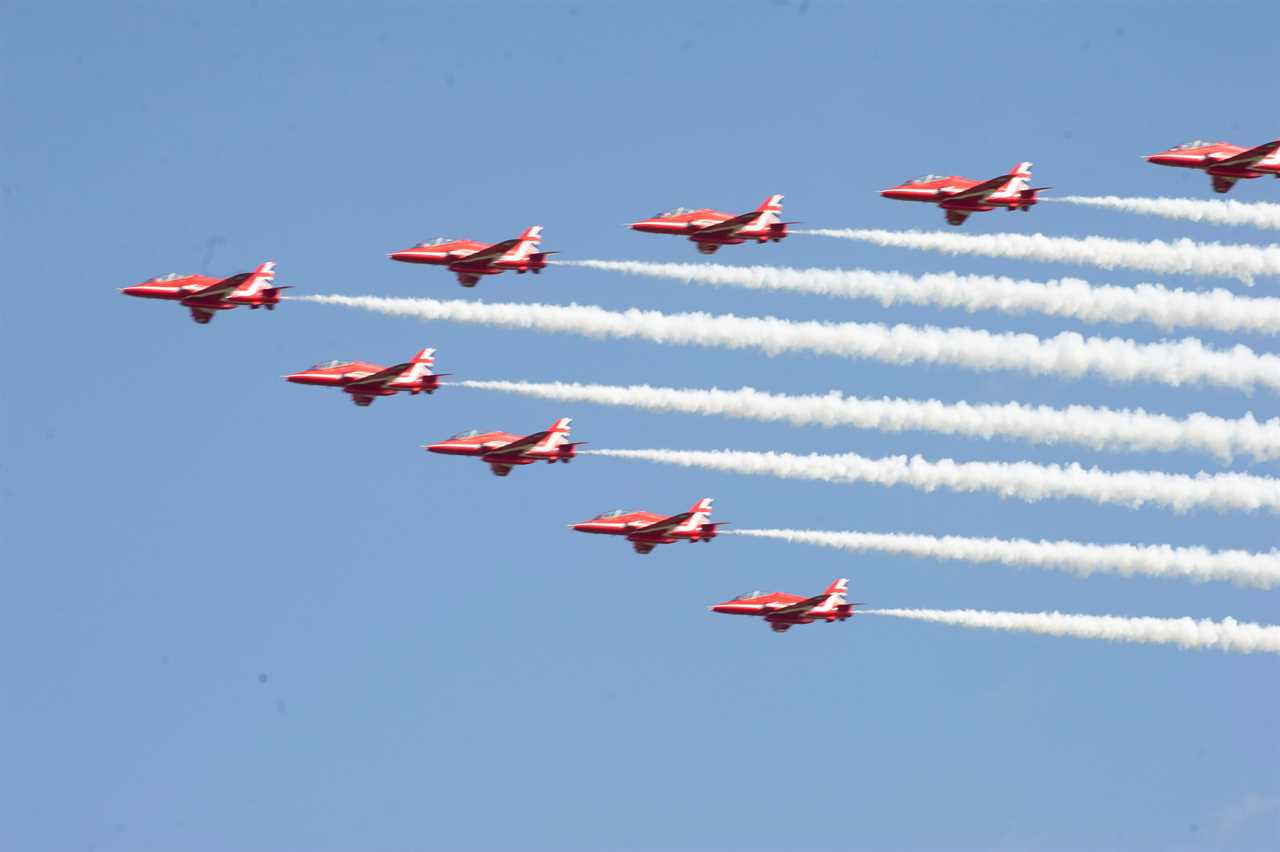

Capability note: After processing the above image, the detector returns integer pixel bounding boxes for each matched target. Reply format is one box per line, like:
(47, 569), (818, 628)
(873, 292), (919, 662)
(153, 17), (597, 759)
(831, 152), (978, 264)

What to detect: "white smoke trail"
(800, 228), (1280, 285)
(561, 258), (1280, 336)
(864, 608), (1280, 656)
(301, 295), (1280, 395)
(727, 528), (1280, 589)
(454, 379), (1280, 464)
(582, 448), (1280, 514)
(1052, 195), (1280, 231)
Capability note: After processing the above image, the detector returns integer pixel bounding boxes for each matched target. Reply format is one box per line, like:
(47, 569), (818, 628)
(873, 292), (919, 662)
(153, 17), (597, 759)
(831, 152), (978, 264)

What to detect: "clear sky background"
(4, 2), (1279, 850)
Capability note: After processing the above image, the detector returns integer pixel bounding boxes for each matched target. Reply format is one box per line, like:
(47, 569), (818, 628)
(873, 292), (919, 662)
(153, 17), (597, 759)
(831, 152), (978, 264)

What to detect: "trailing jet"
(121, 261), (289, 324)
(285, 347), (442, 406)
(630, 195), (791, 254)
(1145, 139), (1280, 194)
(880, 163), (1048, 225)
(710, 578), (859, 634)
(388, 226), (555, 286)
(571, 497), (725, 555)
(425, 417), (584, 477)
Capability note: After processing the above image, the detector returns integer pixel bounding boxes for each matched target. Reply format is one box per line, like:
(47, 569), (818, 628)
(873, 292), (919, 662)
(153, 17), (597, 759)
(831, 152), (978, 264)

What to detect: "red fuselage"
(630, 212), (788, 243)
(285, 360), (441, 406)
(571, 507), (720, 554)
(426, 430), (578, 476)
(711, 591), (854, 633)
(121, 270), (287, 323)
(1146, 140), (1280, 193)
(880, 178), (1034, 212)
(388, 231), (552, 286)
(630, 200), (789, 255)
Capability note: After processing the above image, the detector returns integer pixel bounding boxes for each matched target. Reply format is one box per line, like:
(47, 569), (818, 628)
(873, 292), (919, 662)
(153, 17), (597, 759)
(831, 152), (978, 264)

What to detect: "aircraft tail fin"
(999, 162), (1032, 197)
(233, 261), (276, 296)
(401, 347), (437, 382)
(753, 194), (784, 227)
(504, 225), (544, 262)
(755, 194), (785, 213)
(816, 578), (851, 616)
(533, 417), (573, 452)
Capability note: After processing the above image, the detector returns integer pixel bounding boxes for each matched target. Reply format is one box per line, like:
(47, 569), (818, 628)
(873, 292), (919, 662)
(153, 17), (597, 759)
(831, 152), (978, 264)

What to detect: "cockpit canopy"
(309, 360), (349, 370)
(449, 429), (485, 439)
(414, 237), (458, 247)
(1171, 140), (1221, 150)
(732, 591), (769, 601)
(905, 174), (947, 184)
(655, 207), (695, 217)
(146, 272), (191, 282)
(593, 509), (631, 519)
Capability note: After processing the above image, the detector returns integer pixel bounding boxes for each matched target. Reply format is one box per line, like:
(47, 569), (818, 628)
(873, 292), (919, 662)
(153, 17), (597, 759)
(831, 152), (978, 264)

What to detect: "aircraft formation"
(120, 138), (1280, 635)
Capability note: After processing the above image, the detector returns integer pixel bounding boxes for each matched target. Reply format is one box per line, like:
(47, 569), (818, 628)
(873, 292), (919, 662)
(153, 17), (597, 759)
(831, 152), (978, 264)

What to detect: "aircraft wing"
(485, 430), (550, 459)
(451, 238), (519, 268)
(344, 362), (413, 389)
(766, 594), (828, 617)
(186, 272), (251, 302)
(630, 511), (694, 536)
(1214, 140), (1280, 169)
(944, 174), (1014, 202)
(691, 211), (759, 236)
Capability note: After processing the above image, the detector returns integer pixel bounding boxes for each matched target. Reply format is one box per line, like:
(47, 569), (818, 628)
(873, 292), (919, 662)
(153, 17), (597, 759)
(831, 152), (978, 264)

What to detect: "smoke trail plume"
(301, 295), (1280, 395)
(728, 528), (1280, 589)
(562, 259), (1280, 336)
(800, 228), (1280, 285)
(864, 608), (1280, 655)
(581, 448), (1280, 514)
(1052, 195), (1280, 231)
(454, 379), (1280, 464)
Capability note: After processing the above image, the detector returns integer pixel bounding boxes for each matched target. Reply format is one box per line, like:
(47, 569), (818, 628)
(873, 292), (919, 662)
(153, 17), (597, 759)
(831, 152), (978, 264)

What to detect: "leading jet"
(1145, 138), (1280, 194)
(121, 261), (289, 324)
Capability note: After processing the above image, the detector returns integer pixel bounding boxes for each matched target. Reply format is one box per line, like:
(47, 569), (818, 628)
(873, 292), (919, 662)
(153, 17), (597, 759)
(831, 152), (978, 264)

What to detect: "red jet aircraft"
(121, 261), (289, 324)
(1145, 139), (1280, 194)
(880, 163), (1048, 225)
(285, 347), (442, 406)
(425, 417), (584, 477)
(710, 578), (859, 634)
(571, 497), (725, 555)
(388, 226), (555, 286)
(630, 195), (791, 254)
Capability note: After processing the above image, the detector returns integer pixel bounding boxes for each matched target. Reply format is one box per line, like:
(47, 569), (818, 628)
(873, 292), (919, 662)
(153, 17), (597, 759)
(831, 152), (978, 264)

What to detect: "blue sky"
(4, 2), (1278, 850)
